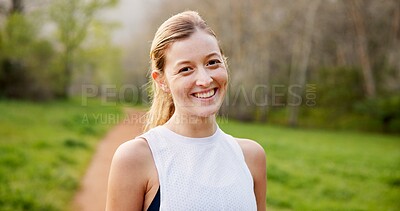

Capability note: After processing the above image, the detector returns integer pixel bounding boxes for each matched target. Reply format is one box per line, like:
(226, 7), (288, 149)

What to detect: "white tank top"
(138, 125), (257, 210)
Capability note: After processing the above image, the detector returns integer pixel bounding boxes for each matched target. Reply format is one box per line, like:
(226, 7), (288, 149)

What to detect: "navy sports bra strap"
(147, 187), (160, 211)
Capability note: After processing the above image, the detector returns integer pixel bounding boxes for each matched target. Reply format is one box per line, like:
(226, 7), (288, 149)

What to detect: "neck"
(165, 113), (217, 138)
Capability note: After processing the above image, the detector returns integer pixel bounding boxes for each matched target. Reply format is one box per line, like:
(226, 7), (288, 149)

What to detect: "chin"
(190, 106), (220, 118)
(196, 111), (217, 118)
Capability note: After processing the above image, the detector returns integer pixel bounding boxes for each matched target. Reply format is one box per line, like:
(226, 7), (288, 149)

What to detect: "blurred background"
(1, 0), (400, 132)
(0, 0), (399, 210)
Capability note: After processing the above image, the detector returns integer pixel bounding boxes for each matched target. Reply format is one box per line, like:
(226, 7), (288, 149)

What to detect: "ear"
(152, 71), (170, 92)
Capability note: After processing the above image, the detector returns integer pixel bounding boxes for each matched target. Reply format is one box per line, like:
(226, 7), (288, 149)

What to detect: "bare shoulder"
(235, 138), (266, 179)
(108, 137), (154, 188)
(235, 138), (267, 210)
(112, 137), (153, 168)
(106, 137), (154, 210)
(235, 138), (266, 163)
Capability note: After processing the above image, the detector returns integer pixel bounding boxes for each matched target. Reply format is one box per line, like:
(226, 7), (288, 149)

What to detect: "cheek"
(169, 79), (192, 98)
(214, 69), (228, 87)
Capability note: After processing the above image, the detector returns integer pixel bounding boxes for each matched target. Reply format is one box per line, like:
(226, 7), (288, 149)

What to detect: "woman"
(106, 11), (266, 210)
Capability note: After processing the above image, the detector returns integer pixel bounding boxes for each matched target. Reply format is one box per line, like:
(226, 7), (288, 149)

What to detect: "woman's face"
(161, 30), (228, 118)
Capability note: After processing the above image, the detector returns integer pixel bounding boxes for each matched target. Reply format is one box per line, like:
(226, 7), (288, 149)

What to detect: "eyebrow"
(173, 51), (221, 68)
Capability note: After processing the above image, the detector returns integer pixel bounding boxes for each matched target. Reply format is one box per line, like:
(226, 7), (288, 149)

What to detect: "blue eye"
(207, 59), (221, 66)
(179, 67), (191, 73)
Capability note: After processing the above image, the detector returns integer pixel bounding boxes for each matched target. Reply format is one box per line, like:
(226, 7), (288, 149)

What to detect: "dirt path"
(72, 108), (145, 211)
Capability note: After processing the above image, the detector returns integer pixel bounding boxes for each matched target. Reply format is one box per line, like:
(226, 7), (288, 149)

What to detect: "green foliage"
(49, 0), (119, 97)
(50, 0), (117, 52)
(261, 66), (400, 133)
(316, 66), (364, 111)
(0, 14), (37, 58)
(75, 20), (122, 86)
(0, 99), (122, 210)
(0, 1), (121, 100)
(219, 120), (400, 211)
(354, 95), (400, 133)
(267, 106), (394, 133)
(0, 13), (57, 100)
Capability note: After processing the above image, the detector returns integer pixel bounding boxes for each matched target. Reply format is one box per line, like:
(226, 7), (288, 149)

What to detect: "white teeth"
(194, 89), (215, 99)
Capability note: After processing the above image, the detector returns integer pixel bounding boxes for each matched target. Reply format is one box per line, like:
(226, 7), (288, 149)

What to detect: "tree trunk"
(11, 0), (24, 14)
(288, 0), (321, 127)
(63, 50), (73, 98)
(348, 0), (376, 98)
(392, 2), (400, 42)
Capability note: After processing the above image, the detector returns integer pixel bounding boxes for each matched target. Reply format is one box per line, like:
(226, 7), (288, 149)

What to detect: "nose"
(195, 67), (213, 87)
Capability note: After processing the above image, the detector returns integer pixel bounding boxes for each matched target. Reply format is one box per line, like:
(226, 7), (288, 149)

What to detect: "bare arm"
(106, 138), (152, 211)
(237, 138), (267, 211)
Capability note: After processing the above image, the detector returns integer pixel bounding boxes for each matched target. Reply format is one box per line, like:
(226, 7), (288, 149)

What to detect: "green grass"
(0, 99), (122, 211)
(1, 100), (399, 211)
(219, 120), (400, 211)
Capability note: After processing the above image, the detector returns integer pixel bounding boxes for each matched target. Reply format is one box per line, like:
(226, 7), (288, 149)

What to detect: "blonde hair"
(144, 11), (223, 131)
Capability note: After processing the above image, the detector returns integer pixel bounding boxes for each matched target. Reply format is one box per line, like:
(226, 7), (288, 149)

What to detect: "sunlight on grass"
(219, 120), (400, 211)
(0, 99), (122, 210)
(1, 101), (398, 210)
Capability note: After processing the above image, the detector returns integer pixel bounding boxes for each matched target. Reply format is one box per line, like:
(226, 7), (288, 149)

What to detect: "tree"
(11, 0), (24, 14)
(118, 0), (400, 132)
(0, 8), (56, 100)
(347, 0), (376, 98)
(49, 0), (117, 98)
(287, 0), (321, 127)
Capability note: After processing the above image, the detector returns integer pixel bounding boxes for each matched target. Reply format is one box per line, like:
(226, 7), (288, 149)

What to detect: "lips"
(192, 88), (217, 99)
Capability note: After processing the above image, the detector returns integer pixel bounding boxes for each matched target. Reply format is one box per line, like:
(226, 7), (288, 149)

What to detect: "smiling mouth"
(192, 88), (217, 99)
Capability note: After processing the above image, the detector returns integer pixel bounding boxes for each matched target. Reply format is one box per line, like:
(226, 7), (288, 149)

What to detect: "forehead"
(165, 30), (221, 65)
